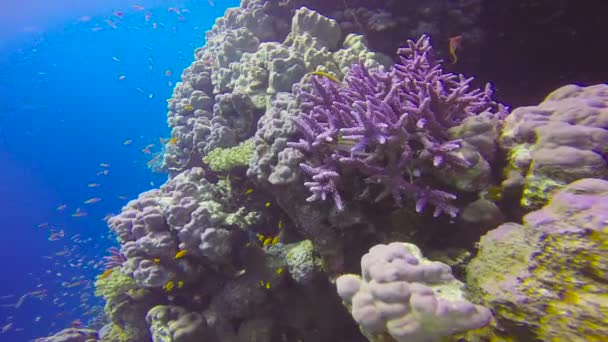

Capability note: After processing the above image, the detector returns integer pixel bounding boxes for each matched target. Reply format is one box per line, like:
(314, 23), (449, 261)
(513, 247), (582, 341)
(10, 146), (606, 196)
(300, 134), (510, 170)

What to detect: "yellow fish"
(278, 220), (283, 229)
(167, 137), (178, 145)
(271, 236), (279, 245)
(244, 188), (254, 195)
(174, 250), (187, 259)
(265, 202), (271, 208)
(100, 269), (113, 279)
(263, 237), (272, 246)
(276, 267), (283, 275)
(153, 258), (161, 263)
(164, 281), (174, 292)
(308, 71), (341, 83)
(257, 234), (264, 242)
(183, 105), (194, 112)
(177, 281), (184, 288)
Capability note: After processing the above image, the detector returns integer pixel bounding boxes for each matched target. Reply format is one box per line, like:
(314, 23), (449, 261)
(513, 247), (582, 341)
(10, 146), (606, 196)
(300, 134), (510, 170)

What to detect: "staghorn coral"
(288, 35), (507, 216)
(337, 242), (491, 342)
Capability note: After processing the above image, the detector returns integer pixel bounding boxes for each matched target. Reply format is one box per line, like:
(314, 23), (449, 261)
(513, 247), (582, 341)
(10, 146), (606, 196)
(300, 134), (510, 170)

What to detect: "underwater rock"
(337, 242), (491, 342)
(466, 178), (608, 341)
(499, 83), (608, 210)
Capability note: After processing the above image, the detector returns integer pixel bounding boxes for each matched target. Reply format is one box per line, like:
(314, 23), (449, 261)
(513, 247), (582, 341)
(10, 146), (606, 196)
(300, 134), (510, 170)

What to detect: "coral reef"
(499, 84), (608, 209)
(466, 178), (608, 341)
(337, 242), (491, 342)
(35, 1), (607, 341)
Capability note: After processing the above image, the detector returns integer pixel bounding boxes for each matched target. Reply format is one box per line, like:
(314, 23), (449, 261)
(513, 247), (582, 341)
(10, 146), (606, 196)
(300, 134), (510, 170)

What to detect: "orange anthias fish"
(88, 183), (100, 188)
(84, 197), (101, 204)
(448, 35), (463, 64)
(48, 230), (65, 241)
(72, 208), (88, 217)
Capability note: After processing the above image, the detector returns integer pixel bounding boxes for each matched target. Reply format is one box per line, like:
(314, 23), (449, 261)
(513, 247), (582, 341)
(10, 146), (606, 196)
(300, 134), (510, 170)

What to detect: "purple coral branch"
(288, 35), (506, 216)
(103, 247), (127, 269)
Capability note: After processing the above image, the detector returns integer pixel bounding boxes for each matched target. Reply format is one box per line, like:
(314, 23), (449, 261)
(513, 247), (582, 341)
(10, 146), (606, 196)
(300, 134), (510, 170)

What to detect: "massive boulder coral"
(288, 34), (507, 215)
(466, 178), (608, 341)
(499, 84), (608, 209)
(337, 242), (491, 342)
(147, 305), (209, 342)
(108, 167), (258, 289)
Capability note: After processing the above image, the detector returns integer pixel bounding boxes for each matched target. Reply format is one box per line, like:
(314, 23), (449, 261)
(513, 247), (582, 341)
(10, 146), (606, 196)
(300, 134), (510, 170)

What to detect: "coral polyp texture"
(466, 178), (608, 341)
(289, 35), (507, 216)
(336, 242), (491, 342)
(499, 84), (608, 209)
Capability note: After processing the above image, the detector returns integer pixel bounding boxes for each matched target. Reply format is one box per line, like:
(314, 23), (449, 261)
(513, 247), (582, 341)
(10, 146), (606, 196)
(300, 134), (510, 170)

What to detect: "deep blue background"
(0, 0), (238, 340)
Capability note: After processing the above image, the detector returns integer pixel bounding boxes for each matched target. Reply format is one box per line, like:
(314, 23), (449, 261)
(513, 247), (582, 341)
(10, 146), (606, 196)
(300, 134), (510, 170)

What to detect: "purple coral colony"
(37, 0), (608, 341)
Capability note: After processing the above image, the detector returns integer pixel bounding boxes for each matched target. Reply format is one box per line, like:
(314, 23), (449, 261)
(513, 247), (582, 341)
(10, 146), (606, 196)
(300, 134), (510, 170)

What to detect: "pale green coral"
(95, 268), (137, 299)
(203, 138), (255, 172)
(286, 240), (323, 285)
(95, 270), (154, 342)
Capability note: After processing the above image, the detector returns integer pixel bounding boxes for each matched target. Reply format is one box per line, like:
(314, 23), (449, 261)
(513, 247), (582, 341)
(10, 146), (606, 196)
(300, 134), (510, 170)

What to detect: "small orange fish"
(99, 163), (110, 168)
(56, 204), (67, 211)
(118, 75), (126, 81)
(123, 139), (133, 145)
(165, 70), (171, 76)
(448, 35), (463, 64)
(167, 137), (178, 145)
(87, 183), (100, 188)
(100, 269), (113, 279)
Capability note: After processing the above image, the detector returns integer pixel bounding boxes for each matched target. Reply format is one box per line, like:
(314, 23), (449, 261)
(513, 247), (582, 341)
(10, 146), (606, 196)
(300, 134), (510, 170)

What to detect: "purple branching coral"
(103, 247), (127, 269)
(288, 35), (507, 217)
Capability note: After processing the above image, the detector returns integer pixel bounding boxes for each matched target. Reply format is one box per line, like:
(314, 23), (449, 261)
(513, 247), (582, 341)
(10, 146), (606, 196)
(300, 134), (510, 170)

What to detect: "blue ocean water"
(0, 1), (238, 340)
